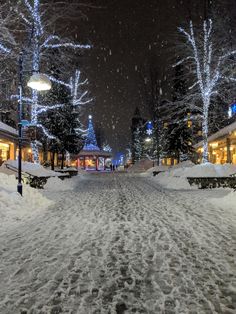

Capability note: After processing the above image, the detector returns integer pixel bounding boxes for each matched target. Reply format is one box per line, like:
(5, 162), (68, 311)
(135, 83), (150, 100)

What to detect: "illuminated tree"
(0, 0), (90, 162)
(133, 127), (143, 162)
(43, 69), (92, 169)
(83, 115), (100, 151)
(177, 19), (236, 162)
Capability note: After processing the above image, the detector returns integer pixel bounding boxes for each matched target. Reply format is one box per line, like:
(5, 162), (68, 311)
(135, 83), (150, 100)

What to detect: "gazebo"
(78, 116), (112, 171)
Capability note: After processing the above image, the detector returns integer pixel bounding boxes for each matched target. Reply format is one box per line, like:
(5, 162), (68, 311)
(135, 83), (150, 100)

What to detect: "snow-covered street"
(1, 173), (236, 314)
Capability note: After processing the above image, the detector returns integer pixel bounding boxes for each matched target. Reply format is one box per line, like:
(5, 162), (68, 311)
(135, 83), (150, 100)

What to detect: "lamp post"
(17, 53), (51, 196)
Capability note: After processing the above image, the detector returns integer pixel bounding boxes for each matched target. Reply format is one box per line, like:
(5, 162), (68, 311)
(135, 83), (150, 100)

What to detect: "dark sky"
(72, 0), (226, 153)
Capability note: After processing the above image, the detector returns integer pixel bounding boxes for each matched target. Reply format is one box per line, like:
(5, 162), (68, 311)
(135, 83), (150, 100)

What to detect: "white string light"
(178, 19), (236, 163)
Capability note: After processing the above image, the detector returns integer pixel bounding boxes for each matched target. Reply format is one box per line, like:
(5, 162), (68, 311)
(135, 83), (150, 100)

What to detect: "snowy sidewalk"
(0, 173), (236, 313)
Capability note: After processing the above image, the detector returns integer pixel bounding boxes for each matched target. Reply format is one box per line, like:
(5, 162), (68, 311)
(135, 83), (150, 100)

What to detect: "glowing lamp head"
(145, 137), (152, 142)
(27, 73), (52, 91)
(89, 115), (92, 119)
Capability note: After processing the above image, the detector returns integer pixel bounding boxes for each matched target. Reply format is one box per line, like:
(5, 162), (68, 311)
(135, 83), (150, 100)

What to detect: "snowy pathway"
(0, 173), (236, 314)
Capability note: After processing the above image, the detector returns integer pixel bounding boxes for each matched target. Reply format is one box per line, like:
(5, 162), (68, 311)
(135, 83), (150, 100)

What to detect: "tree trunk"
(51, 152), (55, 171)
(202, 101), (209, 163)
(61, 152), (65, 170)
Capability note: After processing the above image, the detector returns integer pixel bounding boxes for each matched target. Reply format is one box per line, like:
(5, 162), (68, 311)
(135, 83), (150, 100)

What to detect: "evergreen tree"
(166, 63), (193, 161)
(42, 82), (84, 169)
(167, 118), (193, 162)
(83, 115), (100, 151)
(152, 99), (169, 165)
(133, 127), (143, 162)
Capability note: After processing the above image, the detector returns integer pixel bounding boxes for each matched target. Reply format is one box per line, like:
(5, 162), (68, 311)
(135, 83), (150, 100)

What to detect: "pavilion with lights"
(77, 115), (112, 170)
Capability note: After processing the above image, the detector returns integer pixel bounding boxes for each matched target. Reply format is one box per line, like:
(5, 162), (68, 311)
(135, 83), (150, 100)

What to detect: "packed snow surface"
(1, 160), (66, 177)
(44, 177), (75, 191)
(0, 173), (236, 313)
(0, 173), (53, 231)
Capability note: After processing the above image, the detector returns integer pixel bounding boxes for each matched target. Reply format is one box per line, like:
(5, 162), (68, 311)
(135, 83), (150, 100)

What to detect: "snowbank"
(146, 161), (194, 175)
(155, 172), (195, 190)
(172, 162), (236, 178)
(1, 160), (65, 177)
(146, 165), (169, 174)
(0, 173), (53, 230)
(128, 159), (154, 173)
(153, 162), (236, 190)
(210, 191), (236, 211)
(44, 177), (75, 191)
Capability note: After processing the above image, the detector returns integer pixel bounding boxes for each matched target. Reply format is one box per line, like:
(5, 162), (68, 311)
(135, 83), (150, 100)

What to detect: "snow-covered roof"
(194, 120), (236, 148)
(0, 121), (17, 136)
(2, 160), (67, 178)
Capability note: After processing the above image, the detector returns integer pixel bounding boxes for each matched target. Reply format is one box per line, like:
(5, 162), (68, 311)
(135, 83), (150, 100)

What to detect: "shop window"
(0, 143), (10, 165)
(197, 130), (202, 136)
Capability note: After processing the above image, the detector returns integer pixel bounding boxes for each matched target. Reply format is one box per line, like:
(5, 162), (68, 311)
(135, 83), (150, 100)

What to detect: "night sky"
(70, 0), (231, 153)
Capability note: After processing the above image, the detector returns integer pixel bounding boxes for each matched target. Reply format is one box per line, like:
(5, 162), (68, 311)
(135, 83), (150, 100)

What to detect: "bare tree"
(0, 0), (91, 162)
(176, 19), (236, 163)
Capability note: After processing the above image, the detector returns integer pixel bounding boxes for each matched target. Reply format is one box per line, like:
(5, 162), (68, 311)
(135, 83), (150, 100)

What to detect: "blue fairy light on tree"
(83, 115), (100, 151)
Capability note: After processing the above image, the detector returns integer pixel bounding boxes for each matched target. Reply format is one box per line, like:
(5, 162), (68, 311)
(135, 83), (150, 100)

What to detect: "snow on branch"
(44, 42), (91, 50)
(37, 103), (65, 114)
(11, 95), (34, 103)
(36, 123), (55, 139)
(41, 35), (91, 50)
(0, 43), (11, 54)
(24, 0), (33, 14)
(70, 69), (92, 107)
(173, 56), (194, 67)
(45, 74), (71, 88)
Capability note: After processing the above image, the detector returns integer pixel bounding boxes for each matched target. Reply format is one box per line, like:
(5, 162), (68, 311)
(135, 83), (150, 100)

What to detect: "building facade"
(195, 120), (236, 164)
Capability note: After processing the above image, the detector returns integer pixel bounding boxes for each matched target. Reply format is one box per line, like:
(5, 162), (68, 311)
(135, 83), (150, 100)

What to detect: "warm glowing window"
(0, 143), (10, 163)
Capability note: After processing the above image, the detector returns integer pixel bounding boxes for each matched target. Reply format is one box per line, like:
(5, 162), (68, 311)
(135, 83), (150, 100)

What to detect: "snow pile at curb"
(44, 177), (75, 191)
(146, 165), (170, 174)
(1, 160), (64, 177)
(172, 162), (236, 178)
(128, 159), (154, 173)
(210, 191), (236, 211)
(0, 173), (53, 229)
(153, 162), (236, 190)
(155, 172), (194, 190)
(210, 191), (236, 224)
(146, 161), (194, 175)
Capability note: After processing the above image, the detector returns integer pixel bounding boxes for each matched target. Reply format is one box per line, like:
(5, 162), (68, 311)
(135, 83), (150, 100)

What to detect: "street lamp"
(17, 52), (51, 196)
(27, 73), (52, 91)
